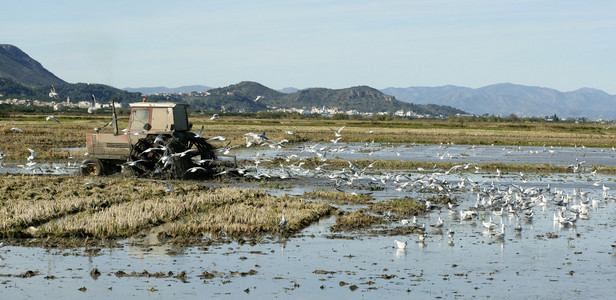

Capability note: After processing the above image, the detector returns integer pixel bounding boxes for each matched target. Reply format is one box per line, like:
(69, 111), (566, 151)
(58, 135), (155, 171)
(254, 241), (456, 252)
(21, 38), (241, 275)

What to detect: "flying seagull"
(46, 116), (60, 123)
(88, 94), (99, 114)
(329, 126), (345, 137)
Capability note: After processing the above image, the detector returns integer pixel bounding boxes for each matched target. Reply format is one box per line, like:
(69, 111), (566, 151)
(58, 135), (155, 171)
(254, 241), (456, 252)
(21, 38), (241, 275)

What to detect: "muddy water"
(1, 143), (616, 298)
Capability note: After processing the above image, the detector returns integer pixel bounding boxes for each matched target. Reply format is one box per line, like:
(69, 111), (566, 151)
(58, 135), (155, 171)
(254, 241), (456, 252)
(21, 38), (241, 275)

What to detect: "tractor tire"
(81, 158), (104, 176)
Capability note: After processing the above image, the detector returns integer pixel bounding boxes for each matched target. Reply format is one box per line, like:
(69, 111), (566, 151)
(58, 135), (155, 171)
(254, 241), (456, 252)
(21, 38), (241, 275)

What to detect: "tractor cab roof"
(129, 102), (189, 108)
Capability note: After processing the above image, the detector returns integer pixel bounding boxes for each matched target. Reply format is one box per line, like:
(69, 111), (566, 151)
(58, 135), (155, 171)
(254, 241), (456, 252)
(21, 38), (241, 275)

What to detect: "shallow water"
(1, 143), (616, 298)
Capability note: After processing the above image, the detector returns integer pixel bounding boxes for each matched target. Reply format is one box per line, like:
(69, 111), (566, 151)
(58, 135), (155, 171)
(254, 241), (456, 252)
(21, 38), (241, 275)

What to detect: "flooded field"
(1, 142), (616, 299)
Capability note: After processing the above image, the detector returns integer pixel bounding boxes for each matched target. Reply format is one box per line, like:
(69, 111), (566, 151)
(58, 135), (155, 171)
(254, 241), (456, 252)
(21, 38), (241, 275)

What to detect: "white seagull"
(157, 180), (174, 192)
(88, 94), (99, 114)
(27, 148), (37, 161)
(210, 114), (220, 120)
(10, 126), (24, 133)
(279, 215), (287, 227)
(46, 116), (60, 123)
(394, 239), (407, 249)
(329, 126), (345, 137)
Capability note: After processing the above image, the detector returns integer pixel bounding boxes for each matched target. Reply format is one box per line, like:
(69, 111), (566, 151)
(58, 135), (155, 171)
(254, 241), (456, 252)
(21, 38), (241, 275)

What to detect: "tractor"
(81, 101), (224, 179)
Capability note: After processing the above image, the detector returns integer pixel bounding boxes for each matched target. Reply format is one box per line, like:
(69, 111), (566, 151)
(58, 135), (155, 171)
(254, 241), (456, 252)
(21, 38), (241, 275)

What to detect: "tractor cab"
(128, 102), (191, 133)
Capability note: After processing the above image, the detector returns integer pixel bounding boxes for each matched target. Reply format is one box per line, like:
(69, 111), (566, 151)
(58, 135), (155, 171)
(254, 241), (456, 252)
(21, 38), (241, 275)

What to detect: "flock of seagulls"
(3, 107), (616, 253)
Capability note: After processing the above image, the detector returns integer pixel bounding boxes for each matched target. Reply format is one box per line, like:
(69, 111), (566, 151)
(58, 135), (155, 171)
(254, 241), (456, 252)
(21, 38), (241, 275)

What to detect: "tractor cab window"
(129, 108), (151, 131)
(173, 106), (189, 131)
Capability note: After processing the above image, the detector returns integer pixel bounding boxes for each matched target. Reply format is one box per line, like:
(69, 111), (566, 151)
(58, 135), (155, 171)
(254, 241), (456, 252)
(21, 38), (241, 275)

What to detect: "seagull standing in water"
(394, 239), (407, 249)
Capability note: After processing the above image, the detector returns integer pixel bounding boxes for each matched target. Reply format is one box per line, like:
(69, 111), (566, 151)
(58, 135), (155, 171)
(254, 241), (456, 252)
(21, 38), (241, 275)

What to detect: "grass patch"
(370, 197), (426, 217)
(303, 189), (374, 204)
(330, 209), (385, 232)
(0, 175), (333, 241)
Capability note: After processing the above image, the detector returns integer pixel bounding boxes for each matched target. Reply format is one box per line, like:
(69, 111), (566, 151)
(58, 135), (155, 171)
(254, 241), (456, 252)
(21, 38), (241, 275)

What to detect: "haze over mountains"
(1, 44), (615, 119)
(382, 84), (616, 120)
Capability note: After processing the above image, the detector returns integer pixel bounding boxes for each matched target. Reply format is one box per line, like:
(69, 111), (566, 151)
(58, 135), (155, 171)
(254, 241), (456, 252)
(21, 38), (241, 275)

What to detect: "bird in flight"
(329, 126), (345, 137)
(88, 95), (99, 114)
(46, 116), (60, 123)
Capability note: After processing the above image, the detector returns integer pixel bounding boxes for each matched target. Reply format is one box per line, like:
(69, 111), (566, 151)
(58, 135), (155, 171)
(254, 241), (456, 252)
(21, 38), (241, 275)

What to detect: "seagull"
(279, 215), (287, 227)
(394, 239), (407, 249)
(493, 224), (505, 239)
(153, 134), (165, 144)
(185, 166), (207, 174)
(400, 219), (410, 225)
(88, 94), (99, 114)
(123, 159), (147, 166)
(27, 148), (37, 161)
(281, 129), (295, 135)
(46, 116), (60, 123)
(208, 136), (228, 142)
(10, 126), (24, 133)
(193, 125), (205, 138)
(434, 216), (444, 228)
(49, 84), (61, 101)
(329, 126), (345, 137)
(157, 180), (174, 192)
(210, 114), (220, 120)
(0, 148), (6, 160)
(0, 242), (5, 248)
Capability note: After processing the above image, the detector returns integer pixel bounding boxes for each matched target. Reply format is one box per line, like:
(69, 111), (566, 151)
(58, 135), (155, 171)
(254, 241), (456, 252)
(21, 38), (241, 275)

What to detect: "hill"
(0, 44), (65, 88)
(149, 81), (465, 116)
(381, 83), (616, 120)
(123, 85), (212, 95)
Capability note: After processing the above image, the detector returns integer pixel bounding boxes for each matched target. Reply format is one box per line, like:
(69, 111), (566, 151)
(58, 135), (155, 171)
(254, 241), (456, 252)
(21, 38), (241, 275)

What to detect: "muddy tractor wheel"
(81, 158), (104, 176)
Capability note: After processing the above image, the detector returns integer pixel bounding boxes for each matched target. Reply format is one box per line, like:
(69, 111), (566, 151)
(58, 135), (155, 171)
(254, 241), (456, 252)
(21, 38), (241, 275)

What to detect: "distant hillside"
(381, 83), (616, 120)
(123, 85), (212, 95)
(278, 87), (299, 94)
(0, 44), (65, 88)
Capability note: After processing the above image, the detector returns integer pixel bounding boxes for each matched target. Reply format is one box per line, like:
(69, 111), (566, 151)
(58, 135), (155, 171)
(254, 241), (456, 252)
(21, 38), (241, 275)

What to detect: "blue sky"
(3, 0), (615, 93)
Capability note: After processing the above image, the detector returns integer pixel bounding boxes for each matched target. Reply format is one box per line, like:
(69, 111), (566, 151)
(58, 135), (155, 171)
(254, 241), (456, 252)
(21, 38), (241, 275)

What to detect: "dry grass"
(303, 189), (374, 204)
(330, 209), (385, 232)
(0, 175), (333, 239)
(370, 197), (426, 217)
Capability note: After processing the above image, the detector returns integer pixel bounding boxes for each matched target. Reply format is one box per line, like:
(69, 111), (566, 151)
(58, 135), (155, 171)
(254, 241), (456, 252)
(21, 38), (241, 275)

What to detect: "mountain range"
(1, 43), (615, 119)
(381, 84), (616, 120)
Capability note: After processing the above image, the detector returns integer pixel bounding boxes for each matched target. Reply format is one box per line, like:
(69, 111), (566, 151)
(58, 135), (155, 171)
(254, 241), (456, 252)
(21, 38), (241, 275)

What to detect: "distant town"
(0, 92), (445, 119)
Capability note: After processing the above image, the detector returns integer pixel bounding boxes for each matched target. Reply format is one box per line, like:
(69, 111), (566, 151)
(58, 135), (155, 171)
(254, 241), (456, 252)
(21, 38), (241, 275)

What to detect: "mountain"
(278, 87), (299, 94)
(123, 85), (212, 95)
(0, 44), (65, 88)
(162, 81), (465, 116)
(381, 83), (616, 120)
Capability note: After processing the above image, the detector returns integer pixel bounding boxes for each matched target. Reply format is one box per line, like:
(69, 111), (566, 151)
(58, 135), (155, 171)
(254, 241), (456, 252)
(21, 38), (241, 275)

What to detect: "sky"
(3, 0), (615, 94)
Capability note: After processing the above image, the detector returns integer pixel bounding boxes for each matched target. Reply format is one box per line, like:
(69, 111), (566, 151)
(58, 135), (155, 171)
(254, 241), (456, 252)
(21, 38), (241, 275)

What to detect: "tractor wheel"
(187, 137), (218, 178)
(161, 138), (194, 179)
(81, 158), (104, 176)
